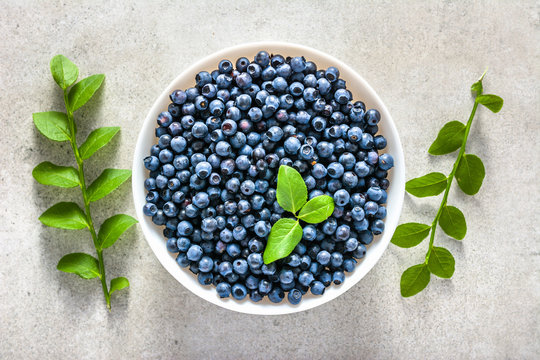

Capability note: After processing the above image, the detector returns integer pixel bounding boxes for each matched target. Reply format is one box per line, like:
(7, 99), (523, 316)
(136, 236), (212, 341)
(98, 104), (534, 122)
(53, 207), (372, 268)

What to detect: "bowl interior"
(133, 42), (405, 315)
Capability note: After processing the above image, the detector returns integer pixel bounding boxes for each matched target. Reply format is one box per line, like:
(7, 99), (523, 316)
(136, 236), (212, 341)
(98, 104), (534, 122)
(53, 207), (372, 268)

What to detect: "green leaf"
(400, 264), (430, 297)
(110, 277), (130, 295)
(32, 161), (80, 188)
(297, 195), (334, 224)
(86, 169), (131, 202)
(263, 218), (303, 264)
(79, 127), (120, 160)
(391, 223), (431, 248)
(476, 94), (503, 113)
(276, 165), (307, 214)
(57, 253), (100, 279)
(68, 74), (105, 112)
(33, 111), (71, 142)
(50, 55), (79, 90)
(470, 69), (486, 95)
(439, 205), (467, 240)
(471, 80), (483, 95)
(428, 246), (455, 278)
(455, 154), (485, 195)
(39, 202), (88, 230)
(405, 172), (447, 197)
(428, 121), (466, 155)
(98, 214), (138, 249)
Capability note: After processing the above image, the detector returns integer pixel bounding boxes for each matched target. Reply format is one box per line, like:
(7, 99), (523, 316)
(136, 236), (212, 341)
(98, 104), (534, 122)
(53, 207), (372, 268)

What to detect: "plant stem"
(425, 99), (480, 263)
(63, 91), (111, 309)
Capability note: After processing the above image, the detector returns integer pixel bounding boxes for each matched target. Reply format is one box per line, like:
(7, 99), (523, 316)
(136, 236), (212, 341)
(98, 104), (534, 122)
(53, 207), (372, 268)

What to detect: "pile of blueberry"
(142, 51), (394, 305)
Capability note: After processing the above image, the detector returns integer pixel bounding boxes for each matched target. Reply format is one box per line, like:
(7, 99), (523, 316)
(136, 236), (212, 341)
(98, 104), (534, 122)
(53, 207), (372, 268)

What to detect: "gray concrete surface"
(1, 1), (539, 359)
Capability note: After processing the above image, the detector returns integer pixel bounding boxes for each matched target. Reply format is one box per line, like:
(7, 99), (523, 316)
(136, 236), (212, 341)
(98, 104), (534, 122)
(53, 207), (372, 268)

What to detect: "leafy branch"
(392, 71), (503, 297)
(33, 55), (137, 309)
(263, 165), (334, 264)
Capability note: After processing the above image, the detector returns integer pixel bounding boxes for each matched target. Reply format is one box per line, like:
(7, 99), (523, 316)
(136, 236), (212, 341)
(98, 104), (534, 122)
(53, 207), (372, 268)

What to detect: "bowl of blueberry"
(133, 42), (405, 315)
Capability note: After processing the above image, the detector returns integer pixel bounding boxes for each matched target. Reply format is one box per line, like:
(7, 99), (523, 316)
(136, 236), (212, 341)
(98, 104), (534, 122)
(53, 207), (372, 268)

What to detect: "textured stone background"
(1, 1), (539, 359)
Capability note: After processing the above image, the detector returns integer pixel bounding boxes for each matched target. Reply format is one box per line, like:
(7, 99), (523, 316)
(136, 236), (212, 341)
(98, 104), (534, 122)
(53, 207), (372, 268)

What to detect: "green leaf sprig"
(33, 55), (137, 309)
(263, 165), (334, 264)
(392, 71), (503, 297)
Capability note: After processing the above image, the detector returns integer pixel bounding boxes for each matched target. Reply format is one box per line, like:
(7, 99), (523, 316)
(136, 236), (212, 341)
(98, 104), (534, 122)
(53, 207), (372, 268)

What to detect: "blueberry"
(354, 161), (370, 178)
(357, 230), (372, 245)
(218, 261), (233, 277)
(316, 250), (331, 266)
(295, 110), (311, 124)
(344, 237), (359, 252)
(310, 281), (325, 295)
(325, 66), (340, 82)
(170, 90), (187, 105)
(158, 149), (173, 164)
(371, 219), (385, 235)
(265, 95), (280, 112)
(230, 258), (247, 275)
(365, 109), (381, 125)
(334, 189), (350, 207)
(322, 217), (338, 235)
(216, 282), (231, 298)
(343, 258), (357, 272)
(335, 225), (351, 241)
(299, 144), (315, 160)
(244, 275), (259, 290)
(379, 153), (394, 171)
(186, 245), (203, 261)
(272, 77), (288, 93)
(175, 237), (190, 252)
(375, 206), (387, 219)
(198, 256), (214, 273)
(221, 119), (238, 136)
(176, 253), (189, 267)
(254, 221), (270, 237)
(298, 271), (314, 287)
(177, 220), (194, 236)
(247, 253), (263, 270)
(353, 244), (367, 259)
(235, 56), (249, 71)
(288, 288), (302, 305)
(302, 225), (317, 241)
(143, 202), (158, 217)
(163, 201), (178, 217)
(261, 262), (276, 276)
(290, 56), (306, 72)
(316, 141), (334, 158)
(289, 81), (304, 96)
(327, 162), (344, 179)
(231, 283), (248, 300)
(364, 201), (378, 216)
(215, 73), (232, 89)
(157, 111), (173, 127)
(303, 87), (319, 102)
(261, 67), (277, 82)
(254, 51), (270, 67)
(215, 141), (232, 157)
(332, 271), (345, 285)
(286, 254), (301, 267)
(268, 288), (285, 303)
(144, 156), (159, 172)
(354, 218), (369, 232)
(311, 116), (327, 132)
(360, 133), (374, 149)
(258, 279), (273, 295)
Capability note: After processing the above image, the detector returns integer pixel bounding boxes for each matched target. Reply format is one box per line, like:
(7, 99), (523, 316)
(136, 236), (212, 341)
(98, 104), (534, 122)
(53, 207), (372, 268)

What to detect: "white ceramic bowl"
(133, 42), (405, 315)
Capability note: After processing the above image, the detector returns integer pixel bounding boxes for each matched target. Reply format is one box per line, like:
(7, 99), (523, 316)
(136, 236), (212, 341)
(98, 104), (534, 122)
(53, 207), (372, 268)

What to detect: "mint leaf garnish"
(263, 165), (335, 264)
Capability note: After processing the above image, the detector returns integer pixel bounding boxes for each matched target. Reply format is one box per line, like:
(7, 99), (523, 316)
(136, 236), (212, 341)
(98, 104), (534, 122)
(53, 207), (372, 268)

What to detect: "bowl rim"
(133, 41), (405, 315)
